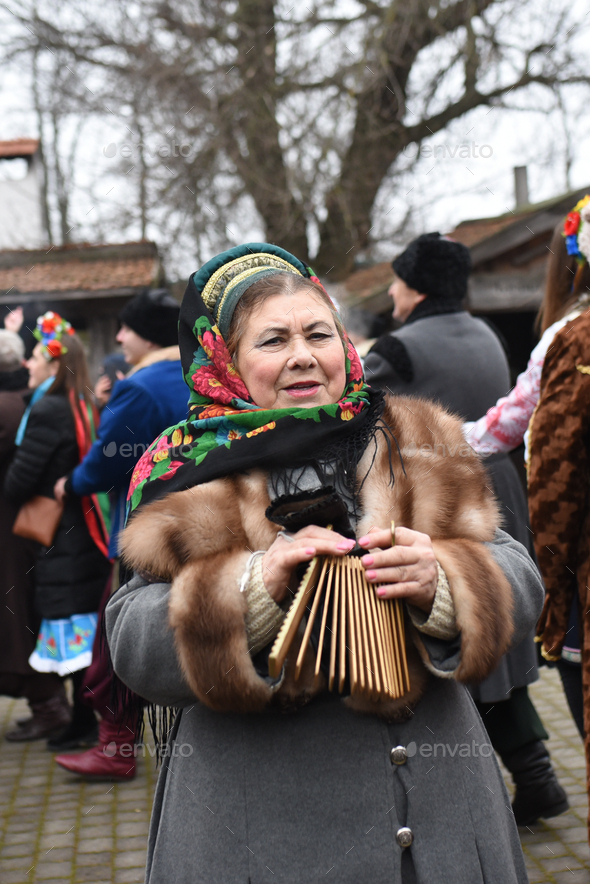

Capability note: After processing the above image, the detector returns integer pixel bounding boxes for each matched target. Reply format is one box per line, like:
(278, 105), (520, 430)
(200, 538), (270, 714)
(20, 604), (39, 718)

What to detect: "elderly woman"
(106, 243), (544, 884)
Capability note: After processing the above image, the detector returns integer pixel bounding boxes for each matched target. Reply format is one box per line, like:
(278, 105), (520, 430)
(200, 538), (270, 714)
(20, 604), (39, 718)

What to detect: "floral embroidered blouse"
(464, 304), (587, 460)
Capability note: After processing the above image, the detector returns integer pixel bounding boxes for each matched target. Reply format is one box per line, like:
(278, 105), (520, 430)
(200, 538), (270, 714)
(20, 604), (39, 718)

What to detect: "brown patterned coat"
(528, 310), (590, 838)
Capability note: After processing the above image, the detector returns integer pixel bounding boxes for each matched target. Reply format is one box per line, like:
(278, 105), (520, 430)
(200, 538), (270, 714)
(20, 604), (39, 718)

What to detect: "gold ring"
(391, 520), (396, 548)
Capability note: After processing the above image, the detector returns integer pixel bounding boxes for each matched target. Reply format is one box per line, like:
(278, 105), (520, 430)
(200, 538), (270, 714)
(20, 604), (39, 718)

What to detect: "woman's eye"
(309, 332), (331, 342)
(261, 336), (283, 347)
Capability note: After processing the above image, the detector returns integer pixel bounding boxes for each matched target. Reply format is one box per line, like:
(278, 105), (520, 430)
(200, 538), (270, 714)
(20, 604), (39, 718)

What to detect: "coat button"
(396, 827), (413, 849)
(390, 745), (408, 765)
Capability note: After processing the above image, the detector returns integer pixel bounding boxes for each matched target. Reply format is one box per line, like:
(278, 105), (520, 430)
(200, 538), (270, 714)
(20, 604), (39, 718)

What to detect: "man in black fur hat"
(364, 232), (503, 412)
(364, 232), (569, 828)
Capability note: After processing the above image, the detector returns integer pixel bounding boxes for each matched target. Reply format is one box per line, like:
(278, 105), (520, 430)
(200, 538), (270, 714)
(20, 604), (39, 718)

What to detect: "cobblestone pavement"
(501, 668), (590, 884)
(0, 667), (588, 883)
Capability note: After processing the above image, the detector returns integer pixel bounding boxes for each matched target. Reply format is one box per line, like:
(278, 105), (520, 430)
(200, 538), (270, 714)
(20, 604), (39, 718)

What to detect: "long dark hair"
(536, 222), (590, 335)
(47, 333), (96, 448)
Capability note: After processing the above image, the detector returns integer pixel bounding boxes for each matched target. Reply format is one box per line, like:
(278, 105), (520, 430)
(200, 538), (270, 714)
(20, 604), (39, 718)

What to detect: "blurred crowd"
(1, 194), (589, 842)
(0, 288), (187, 780)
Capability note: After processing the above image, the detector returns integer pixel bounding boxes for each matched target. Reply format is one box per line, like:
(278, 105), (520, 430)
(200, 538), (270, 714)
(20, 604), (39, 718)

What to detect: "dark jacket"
(0, 368), (38, 674)
(365, 306), (538, 702)
(364, 309), (510, 420)
(4, 392), (110, 619)
(66, 349), (188, 557)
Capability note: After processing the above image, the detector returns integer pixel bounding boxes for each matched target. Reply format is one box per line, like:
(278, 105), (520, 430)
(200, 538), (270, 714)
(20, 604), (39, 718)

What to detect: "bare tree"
(2, 0), (587, 276)
(26, 43), (89, 243)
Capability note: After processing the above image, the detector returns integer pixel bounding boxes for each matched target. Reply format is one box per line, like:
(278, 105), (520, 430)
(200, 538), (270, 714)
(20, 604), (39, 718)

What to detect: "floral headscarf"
(128, 243), (382, 513)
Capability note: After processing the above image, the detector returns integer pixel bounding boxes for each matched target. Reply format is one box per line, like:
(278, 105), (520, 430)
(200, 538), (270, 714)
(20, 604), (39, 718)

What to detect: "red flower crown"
(33, 311), (75, 360)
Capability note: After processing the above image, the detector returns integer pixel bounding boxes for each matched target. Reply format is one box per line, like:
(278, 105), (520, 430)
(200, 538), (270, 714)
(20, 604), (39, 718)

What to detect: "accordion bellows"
(269, 553), (411, 700)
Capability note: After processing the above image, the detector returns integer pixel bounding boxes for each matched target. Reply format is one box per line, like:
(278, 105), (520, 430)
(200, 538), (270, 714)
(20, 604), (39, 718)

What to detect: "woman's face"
(235, 290), (347, 409)
(26, 343), (57, 390)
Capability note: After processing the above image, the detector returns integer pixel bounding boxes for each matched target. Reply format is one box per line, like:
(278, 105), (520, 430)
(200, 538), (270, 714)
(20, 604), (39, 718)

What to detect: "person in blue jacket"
(51, 288), (188, 777)
(56, 289), (188, 559)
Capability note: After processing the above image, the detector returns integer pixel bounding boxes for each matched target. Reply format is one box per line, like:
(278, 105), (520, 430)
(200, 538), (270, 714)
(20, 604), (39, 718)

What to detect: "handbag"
(13, 495), (64, 546)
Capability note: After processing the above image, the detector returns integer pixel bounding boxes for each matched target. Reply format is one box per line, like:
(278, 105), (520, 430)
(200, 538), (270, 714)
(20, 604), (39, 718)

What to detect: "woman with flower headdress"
(4, 313), (111, 743)
(526, 201), (590, 845)
(105, 244), (543, 883)
(465, 196), (590, 742)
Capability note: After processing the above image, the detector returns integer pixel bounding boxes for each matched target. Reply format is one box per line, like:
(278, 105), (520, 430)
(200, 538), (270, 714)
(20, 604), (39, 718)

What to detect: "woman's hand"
(54, 477), (67, 503)
(4, 306), (24, 334)
(358, 526), (437, 614)
(262, 526), (356, 603)
(94, 375), (113, 407)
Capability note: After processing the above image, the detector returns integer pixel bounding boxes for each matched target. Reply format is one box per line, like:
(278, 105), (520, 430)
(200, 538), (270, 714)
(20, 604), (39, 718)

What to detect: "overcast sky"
(1, 2), (589, 278)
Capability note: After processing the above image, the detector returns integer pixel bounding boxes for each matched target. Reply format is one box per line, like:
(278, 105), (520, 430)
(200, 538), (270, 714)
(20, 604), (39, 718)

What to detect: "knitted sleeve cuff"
(242, 553), (287, 656)
(407, 562), (458, 641)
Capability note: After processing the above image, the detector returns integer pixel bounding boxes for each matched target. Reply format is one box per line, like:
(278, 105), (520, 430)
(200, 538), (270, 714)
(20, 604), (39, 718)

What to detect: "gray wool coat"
(365, 309), (538, 703)
(106, 530), (543, 884)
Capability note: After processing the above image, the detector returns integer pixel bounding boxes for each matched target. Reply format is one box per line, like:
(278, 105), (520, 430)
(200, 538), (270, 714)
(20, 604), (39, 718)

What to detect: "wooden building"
(0, 240), (164, 378)
(333, 185), (589, 375)
(0, 138), (47, 250)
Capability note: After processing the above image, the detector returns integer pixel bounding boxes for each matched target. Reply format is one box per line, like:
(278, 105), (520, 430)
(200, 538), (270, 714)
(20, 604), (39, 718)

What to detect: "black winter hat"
(119, 289), (180, 347)
(392, 232), (471, 303)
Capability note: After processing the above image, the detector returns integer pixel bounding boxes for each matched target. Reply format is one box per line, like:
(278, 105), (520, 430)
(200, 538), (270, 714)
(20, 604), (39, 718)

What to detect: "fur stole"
(121, 395), (514, 720)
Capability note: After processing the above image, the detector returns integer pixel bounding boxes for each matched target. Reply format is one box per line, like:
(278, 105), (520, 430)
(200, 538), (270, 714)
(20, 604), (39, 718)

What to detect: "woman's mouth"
(284, 382), (321, 397)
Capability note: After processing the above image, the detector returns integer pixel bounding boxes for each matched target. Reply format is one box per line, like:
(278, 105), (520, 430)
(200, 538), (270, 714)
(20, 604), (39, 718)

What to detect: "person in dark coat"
(4, 314), (111, 742)
(364, 232), (568, 826)
(52, 289), (189, 777)
(0, 329), (68, 736)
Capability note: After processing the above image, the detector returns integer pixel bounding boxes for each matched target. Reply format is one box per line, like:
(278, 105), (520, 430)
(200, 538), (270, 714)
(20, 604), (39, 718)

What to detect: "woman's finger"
(292, 525), (352, 545)
(364, 565), (415, 584)
(373, 581), (423, 601)
(279, 536), (355, 565)
(360, 546), (417, 571)
(358, 525), (430, 550)
(358, 527), (390, 549)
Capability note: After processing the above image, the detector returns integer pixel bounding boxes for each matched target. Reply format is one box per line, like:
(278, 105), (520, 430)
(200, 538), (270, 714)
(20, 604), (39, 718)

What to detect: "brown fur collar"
(120, 395), (514, 719)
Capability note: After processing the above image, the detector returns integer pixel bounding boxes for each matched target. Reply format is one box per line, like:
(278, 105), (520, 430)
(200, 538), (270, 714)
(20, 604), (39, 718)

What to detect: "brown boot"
(5, 693), (71, 742)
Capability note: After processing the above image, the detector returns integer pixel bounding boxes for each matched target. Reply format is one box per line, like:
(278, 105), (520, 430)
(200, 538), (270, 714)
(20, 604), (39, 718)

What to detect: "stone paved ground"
(0, 667), (588, 883)
(501, 668), (590, 884)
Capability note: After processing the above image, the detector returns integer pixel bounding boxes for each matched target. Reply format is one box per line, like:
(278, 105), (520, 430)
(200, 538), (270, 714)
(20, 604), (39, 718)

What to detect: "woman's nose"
(287, 338), (316, 368)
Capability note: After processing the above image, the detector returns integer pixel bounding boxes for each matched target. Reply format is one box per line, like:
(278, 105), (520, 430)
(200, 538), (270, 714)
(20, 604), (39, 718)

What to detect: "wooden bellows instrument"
(269, 523), (411, 700)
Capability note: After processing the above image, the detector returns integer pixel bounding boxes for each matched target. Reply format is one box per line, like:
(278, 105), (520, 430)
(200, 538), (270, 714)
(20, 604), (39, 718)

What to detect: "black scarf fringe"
(267, 390), (388, 523)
